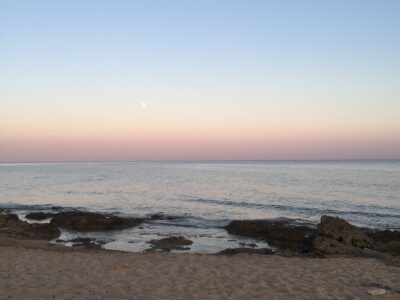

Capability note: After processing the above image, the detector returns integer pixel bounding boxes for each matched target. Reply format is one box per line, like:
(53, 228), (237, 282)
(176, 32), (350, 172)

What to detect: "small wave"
(65, 190), (104, 195)
(0, 203), (83, 212)
(147, 214), (228, 229)
(185, 198), (400, 221)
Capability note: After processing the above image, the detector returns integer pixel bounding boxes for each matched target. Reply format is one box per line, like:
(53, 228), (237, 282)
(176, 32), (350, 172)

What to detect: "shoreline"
(1, 208), (400, 299)
(1, 206), (400, 255)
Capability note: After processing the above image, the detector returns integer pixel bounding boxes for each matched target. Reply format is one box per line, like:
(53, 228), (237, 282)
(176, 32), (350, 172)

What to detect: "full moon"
(141, 101), (147, 108)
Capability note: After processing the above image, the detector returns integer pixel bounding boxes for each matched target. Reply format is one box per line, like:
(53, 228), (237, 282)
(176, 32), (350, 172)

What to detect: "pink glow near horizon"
(1, 105), (399, 162)
(1, 134), (399, 162)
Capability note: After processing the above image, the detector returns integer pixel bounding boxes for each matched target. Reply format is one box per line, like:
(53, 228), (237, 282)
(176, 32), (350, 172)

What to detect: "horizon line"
(1, 158), (400, 164)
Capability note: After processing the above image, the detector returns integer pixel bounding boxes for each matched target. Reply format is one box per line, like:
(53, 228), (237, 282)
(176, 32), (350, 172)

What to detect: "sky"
(1, 0), (400, 162)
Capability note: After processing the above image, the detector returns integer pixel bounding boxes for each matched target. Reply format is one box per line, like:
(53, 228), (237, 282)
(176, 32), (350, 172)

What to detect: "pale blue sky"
(1, 0), (400, 161)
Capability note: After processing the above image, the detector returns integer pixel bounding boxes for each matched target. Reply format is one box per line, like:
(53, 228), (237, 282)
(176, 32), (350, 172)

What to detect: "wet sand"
(1, 238), (399, 299)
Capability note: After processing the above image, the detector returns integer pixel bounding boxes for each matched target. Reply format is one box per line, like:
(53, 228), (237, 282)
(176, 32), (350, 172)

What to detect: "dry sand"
(0, 238), (399, 300)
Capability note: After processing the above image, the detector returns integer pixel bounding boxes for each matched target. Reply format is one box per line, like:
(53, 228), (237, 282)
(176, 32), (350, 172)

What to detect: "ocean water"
(1, 160), (399, 252)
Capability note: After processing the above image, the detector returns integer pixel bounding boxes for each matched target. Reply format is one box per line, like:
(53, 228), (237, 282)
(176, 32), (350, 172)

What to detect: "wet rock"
(58, 237), (105, 250)
(0, 212), (60, 240)
(70, 237), (94, 243)
(312, 216), (373, 255)
(148, 213), (179, 221)
(0, 211), (18, 221)
(312, 236), (361, 255)
(25, 212), (56, 220)
(317, 215), (373, 248)
(239, 242), (257, 248)
(71, 237), (101, 249)
(72, 241), (102, 250)
(148, 236), (193, 251)
(296, 235), (317, 254)
(366, 230), (400, 256)
(219, 248), (275, 255)
(225, 219), (316, 252)
(225, 216), (400, 256)
(367, 229), (400, 244)
(377, 241), (400, 256)
(313, 216), (400, 256)
(50, 211), (144, 231)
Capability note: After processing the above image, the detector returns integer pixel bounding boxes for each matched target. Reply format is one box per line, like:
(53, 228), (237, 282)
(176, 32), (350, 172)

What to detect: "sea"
(1, 160), (399, 253)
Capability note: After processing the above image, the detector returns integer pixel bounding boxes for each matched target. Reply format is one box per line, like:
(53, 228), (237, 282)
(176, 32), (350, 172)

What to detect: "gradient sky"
(1, 0), (400, 162)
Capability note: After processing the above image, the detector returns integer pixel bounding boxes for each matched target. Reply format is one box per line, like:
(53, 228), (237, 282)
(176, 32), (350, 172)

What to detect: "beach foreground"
(1, 238), (400, 299)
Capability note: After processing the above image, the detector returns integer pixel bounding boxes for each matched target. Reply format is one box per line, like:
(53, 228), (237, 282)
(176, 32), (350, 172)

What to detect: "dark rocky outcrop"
(312, 216), (400, 256)
(0, 212), (60, 240)
(0, 212), (19, 223)
(25, 212), (56, 220)
(316, 216), (373, 248)
(219, 248), (275, 255)
(366, 230), (400, 256)
(225, 216), (400, 257)
(148, 213), (180, 221)
(50, 211), (144, 231)
(312, 215), (373, 255)
(225, 219), (316, 253)
(312, 235), (361, 255)
(147, 236), (193, 251)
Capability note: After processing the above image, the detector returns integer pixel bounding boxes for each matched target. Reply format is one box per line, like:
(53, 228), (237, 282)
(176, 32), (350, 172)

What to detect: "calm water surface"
(1, 161), (399, 252)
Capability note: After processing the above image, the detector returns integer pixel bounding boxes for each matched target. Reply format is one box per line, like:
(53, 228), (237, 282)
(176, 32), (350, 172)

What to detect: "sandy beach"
(0, 238), (399, 300)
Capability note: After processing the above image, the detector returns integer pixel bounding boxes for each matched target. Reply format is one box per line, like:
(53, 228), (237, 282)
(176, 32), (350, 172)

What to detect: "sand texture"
(1, 240), (400, 299)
